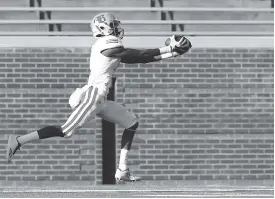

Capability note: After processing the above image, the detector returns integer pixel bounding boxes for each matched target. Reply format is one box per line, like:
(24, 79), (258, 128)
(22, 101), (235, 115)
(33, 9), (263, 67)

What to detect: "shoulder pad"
(94, 35), (123, 52)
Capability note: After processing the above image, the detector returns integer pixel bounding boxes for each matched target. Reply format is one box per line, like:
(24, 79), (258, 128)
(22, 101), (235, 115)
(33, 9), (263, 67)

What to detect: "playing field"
(0, 183), (273, 198)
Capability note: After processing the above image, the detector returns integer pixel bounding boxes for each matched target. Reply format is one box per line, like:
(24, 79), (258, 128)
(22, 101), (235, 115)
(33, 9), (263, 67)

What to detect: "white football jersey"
(88, 35), (123, 92)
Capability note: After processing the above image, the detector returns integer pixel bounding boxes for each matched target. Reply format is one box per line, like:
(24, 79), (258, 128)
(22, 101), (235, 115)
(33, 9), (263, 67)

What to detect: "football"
(165, 35), (185, 46)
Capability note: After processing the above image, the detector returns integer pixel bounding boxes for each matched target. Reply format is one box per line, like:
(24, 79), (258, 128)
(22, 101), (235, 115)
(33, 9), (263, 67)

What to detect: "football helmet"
(91, 13), (124, 39)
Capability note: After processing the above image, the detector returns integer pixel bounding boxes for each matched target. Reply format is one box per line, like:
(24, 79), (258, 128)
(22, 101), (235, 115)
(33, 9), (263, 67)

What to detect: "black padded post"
(102, 78), (116, 184)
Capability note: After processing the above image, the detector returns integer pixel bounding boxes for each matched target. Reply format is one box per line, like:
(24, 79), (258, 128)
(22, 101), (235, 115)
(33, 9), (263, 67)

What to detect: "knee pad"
(127, 122), (139, 131)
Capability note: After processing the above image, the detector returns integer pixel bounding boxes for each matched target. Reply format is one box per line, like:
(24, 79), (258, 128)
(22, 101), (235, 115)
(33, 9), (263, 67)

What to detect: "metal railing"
(0, 7), (273, 37)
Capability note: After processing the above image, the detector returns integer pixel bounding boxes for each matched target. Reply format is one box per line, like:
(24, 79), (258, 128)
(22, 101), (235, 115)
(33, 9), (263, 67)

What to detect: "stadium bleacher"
(0, 0), (271, 7)
(0, 0), (273, 36)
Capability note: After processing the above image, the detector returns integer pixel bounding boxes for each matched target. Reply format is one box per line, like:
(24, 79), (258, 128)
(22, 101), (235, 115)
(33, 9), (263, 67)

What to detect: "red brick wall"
(0, 48), (273, 184)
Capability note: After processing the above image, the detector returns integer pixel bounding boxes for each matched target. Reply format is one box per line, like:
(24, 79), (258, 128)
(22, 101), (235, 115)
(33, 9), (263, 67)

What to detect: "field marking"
(134, 194), (273, 197)
(1, 189), (274, 193)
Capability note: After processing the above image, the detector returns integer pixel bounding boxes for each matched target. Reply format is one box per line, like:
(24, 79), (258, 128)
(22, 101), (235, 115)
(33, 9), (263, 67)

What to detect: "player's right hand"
(168, 35), (185, 49)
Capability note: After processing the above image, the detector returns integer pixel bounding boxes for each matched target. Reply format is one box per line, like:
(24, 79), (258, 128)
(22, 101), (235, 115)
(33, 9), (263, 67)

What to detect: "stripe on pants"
(62, 86), (95, 133)
(65, 87), (98, 134)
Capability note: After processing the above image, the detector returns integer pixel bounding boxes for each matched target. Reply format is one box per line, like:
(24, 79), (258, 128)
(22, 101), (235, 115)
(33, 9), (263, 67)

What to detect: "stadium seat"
(41, 0), (150, 7)
(0, 11), (38, 20)
(50, 11), (160, 20)
(0, 24), (48, 32)
(0, 0), (29, 7)
(242, 0), (271, 8)
(182, 24), (273, 32)
(163, 0), (271, 8)
(61, 24), (171, 32)
(174, 11), (273, 21)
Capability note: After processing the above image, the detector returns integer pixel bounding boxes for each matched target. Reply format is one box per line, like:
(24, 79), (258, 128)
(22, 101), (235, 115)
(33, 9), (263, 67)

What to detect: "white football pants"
(61, 85), (138, 138)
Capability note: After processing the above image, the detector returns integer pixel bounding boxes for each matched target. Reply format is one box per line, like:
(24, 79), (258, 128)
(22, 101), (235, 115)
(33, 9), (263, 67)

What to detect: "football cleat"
(115, 168), (141, 182)
(6, 135), (21, 163)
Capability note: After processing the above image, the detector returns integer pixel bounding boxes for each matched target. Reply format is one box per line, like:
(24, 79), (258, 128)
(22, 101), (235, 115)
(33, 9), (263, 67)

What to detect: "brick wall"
(0, 48), (273, 184)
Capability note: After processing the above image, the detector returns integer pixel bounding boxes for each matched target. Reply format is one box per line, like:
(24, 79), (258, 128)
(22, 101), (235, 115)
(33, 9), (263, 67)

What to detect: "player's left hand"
(174, 38), (192, 55)
(174, 41), (192, 55)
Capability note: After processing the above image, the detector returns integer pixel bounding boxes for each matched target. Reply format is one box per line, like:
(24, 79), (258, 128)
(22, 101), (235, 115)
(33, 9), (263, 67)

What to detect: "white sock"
(119, 149), (129, 171)
(17, 131), (39, 145)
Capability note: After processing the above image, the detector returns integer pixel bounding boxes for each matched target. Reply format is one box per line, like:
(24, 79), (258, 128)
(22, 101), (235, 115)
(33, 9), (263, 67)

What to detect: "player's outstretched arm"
(101, 46), (180, 64)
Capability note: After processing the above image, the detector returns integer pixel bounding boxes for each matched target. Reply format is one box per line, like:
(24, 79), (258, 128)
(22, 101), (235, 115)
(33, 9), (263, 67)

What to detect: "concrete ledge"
(0, 36), (273, 48)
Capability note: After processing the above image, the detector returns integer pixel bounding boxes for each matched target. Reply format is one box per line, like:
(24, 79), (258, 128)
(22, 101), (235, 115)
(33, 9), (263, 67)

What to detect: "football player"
(6, 13), (192, 182)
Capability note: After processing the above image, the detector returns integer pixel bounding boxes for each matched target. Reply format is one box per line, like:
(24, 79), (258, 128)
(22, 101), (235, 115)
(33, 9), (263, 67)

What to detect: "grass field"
(0, 181), (273, 198)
